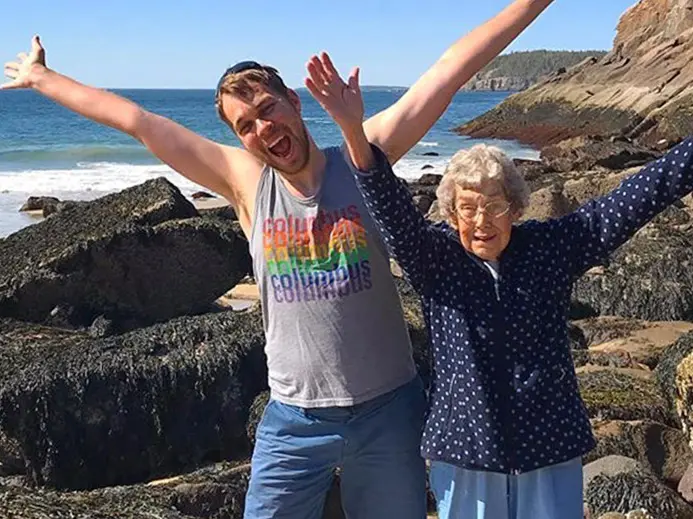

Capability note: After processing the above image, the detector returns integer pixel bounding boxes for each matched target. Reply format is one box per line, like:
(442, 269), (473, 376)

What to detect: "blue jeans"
(429, 457), (583, 519)
(244, 377), (427, 519)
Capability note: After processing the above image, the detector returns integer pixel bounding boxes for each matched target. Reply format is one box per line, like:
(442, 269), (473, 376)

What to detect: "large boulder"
(587, 420), (693, 486)
(0, 460), (251, 519)
(540, 136), (658, 173)
(0, 178), (252, 330)
(521, 184), (576, 221)
(655, 330), (693, 407)
(575, 317), (693, 369)
(394, 277), (431, 388)
(670, 352), (693, 450)
(454, 0), (693, 148)
(585, 470), (693, 519)
(572, 225), (693, 321)
(0, 306), (267, 490)
(577, 367), (676, 427)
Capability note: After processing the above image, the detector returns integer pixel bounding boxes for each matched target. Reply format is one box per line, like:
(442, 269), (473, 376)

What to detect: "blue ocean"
(0, 88), (537, 237)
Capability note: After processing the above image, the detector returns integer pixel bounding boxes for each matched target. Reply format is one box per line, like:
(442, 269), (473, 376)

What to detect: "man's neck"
(278, 138), (326, 199)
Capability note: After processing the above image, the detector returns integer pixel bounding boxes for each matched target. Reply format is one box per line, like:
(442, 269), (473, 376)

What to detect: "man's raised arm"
(363, 0), (554, 165)
(2, 36), (258, 209)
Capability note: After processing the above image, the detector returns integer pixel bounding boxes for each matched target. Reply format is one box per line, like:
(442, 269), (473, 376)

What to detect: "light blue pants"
(243, 377), (428, 519)
(429, 457), (583, 519)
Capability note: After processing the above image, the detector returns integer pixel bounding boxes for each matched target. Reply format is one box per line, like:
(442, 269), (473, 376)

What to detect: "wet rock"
(246, 391), (270, 447)
(572, 225), (693, 321)
(585, 470), (693, 519)
(583, 455), (644, 490)
(191, 191), (216, 199)
(0, 306), (267, 490)
(394, 277), (431, 389)
(18, 196), (60, 213)
(577, 368), (676, 427)
(521, 184), (576, 221)
(0, 460), (250, 519)
(540, 136), (659, 172)
(454, 1), (693, 148)
(587, 420), (693, 486)
(412, 194), (435, 215)
(417, 173), (443, 186)
(0, 178), (252, 329)
(655, 331), (693, 427)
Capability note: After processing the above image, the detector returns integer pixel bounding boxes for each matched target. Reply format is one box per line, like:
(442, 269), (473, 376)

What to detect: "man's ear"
(286, 89), (301, 113)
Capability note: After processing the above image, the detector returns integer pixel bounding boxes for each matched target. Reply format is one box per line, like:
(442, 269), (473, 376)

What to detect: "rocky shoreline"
(455, 0), (693, 150)
(4, 131), (693, 518)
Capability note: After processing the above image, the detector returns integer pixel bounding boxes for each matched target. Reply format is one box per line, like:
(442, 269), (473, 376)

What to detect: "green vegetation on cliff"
(463, 50), (608, 91)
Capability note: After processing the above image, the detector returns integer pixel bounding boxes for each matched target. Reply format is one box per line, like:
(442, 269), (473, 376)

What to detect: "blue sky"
(1, 0), (636, 89)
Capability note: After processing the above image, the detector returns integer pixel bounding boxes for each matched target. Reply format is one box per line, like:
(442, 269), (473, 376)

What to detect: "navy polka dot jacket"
(355, 138), (693, 474)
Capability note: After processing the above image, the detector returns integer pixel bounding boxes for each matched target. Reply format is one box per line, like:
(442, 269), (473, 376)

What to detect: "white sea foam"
(417, 141), (439, 147)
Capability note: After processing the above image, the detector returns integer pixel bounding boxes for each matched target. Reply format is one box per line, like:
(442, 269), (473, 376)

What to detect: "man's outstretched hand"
(2, 35), (46, 90)
(305, 52), (364, 133)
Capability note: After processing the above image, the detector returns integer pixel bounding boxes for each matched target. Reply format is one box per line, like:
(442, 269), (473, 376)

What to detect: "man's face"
(220, 84), (311, 174)
(454, 181), (519, 261)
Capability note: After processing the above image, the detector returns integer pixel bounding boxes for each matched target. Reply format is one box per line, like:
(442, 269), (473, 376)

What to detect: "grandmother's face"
(454, 180), (519, 261)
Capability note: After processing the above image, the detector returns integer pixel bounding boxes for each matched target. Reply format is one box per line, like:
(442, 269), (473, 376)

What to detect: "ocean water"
(0, 88), (537, 237)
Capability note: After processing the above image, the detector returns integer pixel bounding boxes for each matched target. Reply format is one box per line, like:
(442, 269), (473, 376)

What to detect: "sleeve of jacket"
(349, 143), (444, 294)
(553, 137), (693, 278)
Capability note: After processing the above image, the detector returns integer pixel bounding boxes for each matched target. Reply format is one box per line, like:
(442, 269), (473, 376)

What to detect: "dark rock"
(575, 317), (649, 349)
(322, 475), (346, 519)
(572, 351), (642, 369)
(540, 136), (659, 172)
(246, 391), (270, 447)
(412, 195), (435, 215)
(88, 315), (117, 338)
(585, 470), (693, 519)
(583, 455), (644, 491)
(0, 307), (267, 490)
(0, 179), (252, 329)
(0, 430), (23, 477)
(573, 225), (693, 322)
(568, 322), (588, 350)
(19, 196), (60, 213)
(394, 277), (431, 389)
(587, 420), (693, 487)
(522, 184), (576, 221)
(198, 204), (238, 221)
(417, 173), (443, 186)
(577, 368), (676, 427)
(0, 460), (251, 518)
(514, 159), (555, 185)
(655, 331), (693, 407)
(191, 191), (216, 199)
(421, 152), (439, 157)
(421, 164), (434, 170)
(44, 201), (82, 218)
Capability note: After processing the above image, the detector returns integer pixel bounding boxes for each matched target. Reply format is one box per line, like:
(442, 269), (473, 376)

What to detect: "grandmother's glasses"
(456, 200), (511, 223)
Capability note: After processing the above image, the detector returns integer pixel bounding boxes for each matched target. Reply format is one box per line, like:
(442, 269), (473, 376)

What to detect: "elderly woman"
(305, 52), (693, 519)
(358, 139), (693, 519)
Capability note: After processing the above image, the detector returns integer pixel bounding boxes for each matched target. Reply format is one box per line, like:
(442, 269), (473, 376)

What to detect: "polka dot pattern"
(357, 139), (693, 473)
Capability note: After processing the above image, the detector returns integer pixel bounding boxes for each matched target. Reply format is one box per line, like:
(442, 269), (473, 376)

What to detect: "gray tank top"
(249, 146), (416, 408)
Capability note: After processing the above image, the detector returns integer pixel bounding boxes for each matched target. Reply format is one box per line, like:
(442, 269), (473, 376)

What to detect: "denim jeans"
(243, 376), (428, 519)
(429, 457), (583, 519)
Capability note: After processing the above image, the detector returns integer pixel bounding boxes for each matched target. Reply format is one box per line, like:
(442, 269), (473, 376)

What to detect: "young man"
(3, 2), (554, 517)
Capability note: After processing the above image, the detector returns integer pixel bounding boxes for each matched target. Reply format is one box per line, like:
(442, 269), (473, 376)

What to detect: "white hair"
(436, 144), (530, 226)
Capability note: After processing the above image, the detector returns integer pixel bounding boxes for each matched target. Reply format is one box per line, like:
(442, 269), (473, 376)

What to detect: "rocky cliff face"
(455, 0), (693, 149)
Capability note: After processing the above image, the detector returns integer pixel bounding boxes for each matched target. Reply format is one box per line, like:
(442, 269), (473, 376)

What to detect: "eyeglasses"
(455, 200), (511, 223)
(215, 60), (263, 97)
